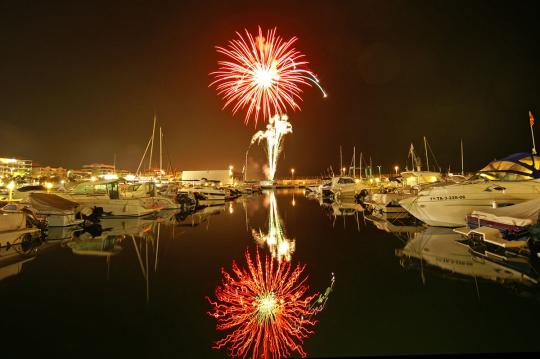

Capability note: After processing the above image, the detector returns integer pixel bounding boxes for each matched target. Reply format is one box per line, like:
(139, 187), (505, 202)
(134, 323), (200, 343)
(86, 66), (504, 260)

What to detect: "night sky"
(2, 0), (540, 178)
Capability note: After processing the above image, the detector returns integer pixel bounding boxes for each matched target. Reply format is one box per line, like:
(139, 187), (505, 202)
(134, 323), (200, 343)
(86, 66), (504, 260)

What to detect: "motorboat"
(178, 185), (226, 206)
(3, 192), (83, 227)
(58, 180), (159, 217)
(0, 210), (42, 248)
(400, 153), (540, 227)
(121, 182), (180, 210)
(322, 176), (377, 200)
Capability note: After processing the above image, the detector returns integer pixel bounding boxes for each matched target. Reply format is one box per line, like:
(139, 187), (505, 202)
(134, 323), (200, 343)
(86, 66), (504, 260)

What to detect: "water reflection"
(0, 237), (56, 282)
(396, 227), (540, 297)
(252, 192), (295, 262)
(207, 249), (333, 359)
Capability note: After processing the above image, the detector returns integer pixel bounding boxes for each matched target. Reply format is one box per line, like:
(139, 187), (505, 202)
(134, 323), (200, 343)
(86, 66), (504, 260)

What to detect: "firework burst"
(207, 249), (332, 359)
(210, 27), (326, 125)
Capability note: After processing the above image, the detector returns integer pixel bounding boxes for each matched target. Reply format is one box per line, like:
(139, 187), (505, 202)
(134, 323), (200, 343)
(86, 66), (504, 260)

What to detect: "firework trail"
(251, 114), (292, 181)
(207, 249), (334, 359)
(210, 27), (326, 125)
(252, 191), (295, 262)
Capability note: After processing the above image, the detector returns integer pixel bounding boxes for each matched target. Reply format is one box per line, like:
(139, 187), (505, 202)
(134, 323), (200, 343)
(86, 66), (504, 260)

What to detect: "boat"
(121, 181), (180, 209)
(399, 153), (540, 227)
(177, 184), (226, 206)
(0, 210), (42, 248)
(58, 180), (159, 217)
(4, 192), (83, 227)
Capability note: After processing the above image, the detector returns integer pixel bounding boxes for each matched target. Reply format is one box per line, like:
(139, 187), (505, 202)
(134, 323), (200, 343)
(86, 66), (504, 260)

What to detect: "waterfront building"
(0, 157), (32, 178)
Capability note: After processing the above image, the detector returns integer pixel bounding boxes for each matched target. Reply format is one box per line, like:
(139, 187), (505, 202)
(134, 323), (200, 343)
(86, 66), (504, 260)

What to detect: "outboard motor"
(355, 189), (369, 204)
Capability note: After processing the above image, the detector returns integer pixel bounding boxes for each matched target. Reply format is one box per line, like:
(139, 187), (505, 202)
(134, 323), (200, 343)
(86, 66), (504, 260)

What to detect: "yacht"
(178, 184), (226, 206)
(59, 180), (159, 217)
(322, 176), (377, 200)
(121, 182), (180, 209)
(400, 153), (540, 227)
(0, 210), (42, 248)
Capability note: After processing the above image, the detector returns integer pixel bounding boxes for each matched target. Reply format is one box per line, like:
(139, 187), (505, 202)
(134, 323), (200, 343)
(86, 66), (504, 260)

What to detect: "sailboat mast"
(159, 127), (163, 176)
(149, 115), (156, 170)
(340, 145), (343, 176)
(424, 136), (430, 172)
(359, 152), (363, 179)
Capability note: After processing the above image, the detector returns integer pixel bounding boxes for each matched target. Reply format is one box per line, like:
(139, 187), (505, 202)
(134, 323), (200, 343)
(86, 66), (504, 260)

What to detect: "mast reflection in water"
(207, 248), (334, 359)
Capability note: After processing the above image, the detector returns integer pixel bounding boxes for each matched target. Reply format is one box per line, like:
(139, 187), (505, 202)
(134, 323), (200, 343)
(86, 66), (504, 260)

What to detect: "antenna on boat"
(353, 146), (356, 178)
(460, 139), (464, 176)
(423, 136), (430, 172)
(359, 152), (363, 180)
(529, 111), (537, 155)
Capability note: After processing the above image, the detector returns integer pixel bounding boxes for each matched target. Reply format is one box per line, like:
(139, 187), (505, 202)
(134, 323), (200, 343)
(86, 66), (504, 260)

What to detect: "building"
(0, 157), (32, 178)
(82, 163), (116, 177)
(32, 164), (67, 179)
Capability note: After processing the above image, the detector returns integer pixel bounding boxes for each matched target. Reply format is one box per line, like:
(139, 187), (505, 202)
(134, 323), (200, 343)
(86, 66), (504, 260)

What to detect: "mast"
(359, 152), (363, 179)
(460, 139), (464, 176)
(149, 115), (156, 170)
(159, 127), (163, 176)
(423, 136), (430, 172)
(530, 111), (537, 155)
(339, 145), (343, 176)
(113, 153), (116, 174)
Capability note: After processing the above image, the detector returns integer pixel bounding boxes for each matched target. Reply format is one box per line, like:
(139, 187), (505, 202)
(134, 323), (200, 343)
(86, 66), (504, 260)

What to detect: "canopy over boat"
(478, 152), (540, 180)
(29, 192), (79, 211)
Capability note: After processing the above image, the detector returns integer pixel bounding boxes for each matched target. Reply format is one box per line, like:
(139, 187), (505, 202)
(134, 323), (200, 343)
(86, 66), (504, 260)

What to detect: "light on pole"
(377, 165), (382, 179)
(394, 165), (399, 175)
(291, 168), (295, 180)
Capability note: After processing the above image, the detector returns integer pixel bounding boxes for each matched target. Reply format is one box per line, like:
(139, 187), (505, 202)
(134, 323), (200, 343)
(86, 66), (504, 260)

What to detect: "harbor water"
(1, 190), (539, 357)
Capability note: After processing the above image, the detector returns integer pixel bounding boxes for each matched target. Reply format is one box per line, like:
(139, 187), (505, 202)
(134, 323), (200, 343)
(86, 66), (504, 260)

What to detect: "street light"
(377, 165), (382, 179)
(394, 165), (399, 175)
(291, 168), (295, 180)
(342, 167), (346, 175)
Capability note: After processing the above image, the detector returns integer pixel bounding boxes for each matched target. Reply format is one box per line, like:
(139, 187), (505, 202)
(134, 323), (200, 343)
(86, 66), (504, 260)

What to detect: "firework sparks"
(210, 27), (326, 125)
(207, 249), (333, 359)
(251, 114), (292, 181)
(252, 191), (295, 262)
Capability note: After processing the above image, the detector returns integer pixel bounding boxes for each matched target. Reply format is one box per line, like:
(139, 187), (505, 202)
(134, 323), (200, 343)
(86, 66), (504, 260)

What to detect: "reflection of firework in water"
(210, 27), (326, 125)
(252, 191), (295, 262)
(207, 250), (334, 359)
(251, 114), (292, 181)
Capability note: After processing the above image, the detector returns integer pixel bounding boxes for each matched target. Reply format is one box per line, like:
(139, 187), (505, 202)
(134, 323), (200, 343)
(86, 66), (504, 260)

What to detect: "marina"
(3, 1), (540, 357)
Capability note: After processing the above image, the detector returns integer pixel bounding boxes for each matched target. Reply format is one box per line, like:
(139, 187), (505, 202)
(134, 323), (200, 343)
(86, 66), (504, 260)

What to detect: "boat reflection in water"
(396, 227), (540, 296)
(0, 236), (57, 282)
(207, 249), (334, 359)
(319, 197), (363, 230)
(252, 192), (295, 262)
(66, 217), (164, 302)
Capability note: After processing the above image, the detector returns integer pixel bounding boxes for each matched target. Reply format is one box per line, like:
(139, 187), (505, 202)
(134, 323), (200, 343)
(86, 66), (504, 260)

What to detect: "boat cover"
(470, 197), (540, 227)
(29, 193), (79, 211)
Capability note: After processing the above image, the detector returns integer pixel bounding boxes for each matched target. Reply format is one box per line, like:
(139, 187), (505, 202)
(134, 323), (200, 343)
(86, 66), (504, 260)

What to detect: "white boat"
(121, 182), (180, 210)
(178, 185), (226, 205)
(400, 153), (540, 227)
(59, 180), (159, 217)
(0, 211), (41, 247)
(320, 176), (361, 198)
(29, 192), (82, 227)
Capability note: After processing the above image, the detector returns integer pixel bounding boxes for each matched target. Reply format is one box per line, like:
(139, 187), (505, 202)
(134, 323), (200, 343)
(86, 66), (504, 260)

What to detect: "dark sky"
(2, 0), (540, 178)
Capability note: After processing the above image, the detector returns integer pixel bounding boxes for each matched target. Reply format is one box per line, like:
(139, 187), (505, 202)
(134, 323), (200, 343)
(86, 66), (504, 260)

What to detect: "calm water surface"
(1, 190), (540, 358)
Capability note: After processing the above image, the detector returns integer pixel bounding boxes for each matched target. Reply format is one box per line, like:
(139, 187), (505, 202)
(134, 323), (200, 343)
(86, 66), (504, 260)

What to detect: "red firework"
(210, 27), (326, 126)
(207, 249), (322, 358)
